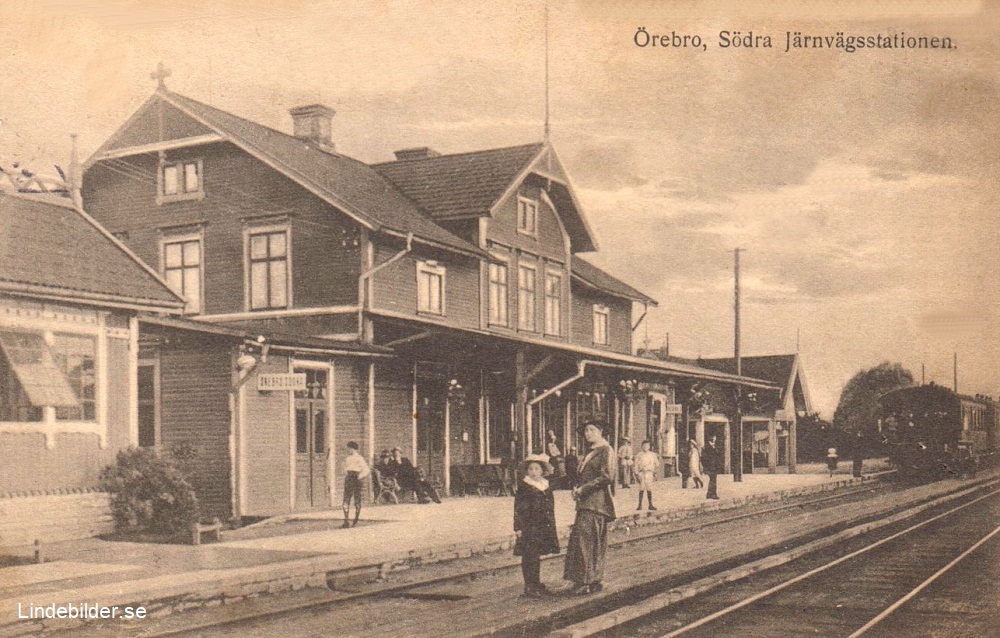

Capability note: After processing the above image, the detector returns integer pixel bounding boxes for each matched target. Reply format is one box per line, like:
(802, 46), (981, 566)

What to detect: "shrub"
(98, 446), (200, 537)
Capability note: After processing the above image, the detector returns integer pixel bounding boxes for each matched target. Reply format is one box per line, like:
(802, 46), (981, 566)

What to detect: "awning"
(0, 330), (79, 407)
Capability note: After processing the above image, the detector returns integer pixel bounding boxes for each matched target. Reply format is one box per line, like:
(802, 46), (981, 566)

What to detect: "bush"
(98, 446), (200, 537)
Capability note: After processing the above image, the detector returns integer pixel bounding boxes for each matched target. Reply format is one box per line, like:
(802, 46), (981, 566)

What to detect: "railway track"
(57, 474), (996, 638)
(555, 477), (1000, 638)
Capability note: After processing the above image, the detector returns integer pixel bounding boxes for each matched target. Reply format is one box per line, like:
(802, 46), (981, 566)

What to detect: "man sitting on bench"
(390, 447), (441, 504)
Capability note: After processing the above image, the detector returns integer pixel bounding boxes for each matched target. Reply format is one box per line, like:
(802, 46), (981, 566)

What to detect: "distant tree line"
(798, 362), (914, 462)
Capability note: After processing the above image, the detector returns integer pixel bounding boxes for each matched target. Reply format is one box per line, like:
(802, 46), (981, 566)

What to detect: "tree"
(833, 362), (914, 436)
(796, 412), (837, 462)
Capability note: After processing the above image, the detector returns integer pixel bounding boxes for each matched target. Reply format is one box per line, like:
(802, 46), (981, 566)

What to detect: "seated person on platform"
(372, 449), (400, 501)
(390, 447), (442, 503)
(376, 449), (396, 480)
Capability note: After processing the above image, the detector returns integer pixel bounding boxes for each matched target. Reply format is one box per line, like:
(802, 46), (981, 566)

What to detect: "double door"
(294, 368), (329, 509)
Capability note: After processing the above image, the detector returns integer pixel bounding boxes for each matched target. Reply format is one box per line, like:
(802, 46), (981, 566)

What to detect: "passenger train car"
(878, 384), (998, 479)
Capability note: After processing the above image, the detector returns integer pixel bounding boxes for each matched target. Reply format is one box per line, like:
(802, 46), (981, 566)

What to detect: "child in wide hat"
(513, 453), (560, 598)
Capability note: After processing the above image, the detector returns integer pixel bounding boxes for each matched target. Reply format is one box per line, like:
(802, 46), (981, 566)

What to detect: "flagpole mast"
(544, 0), (550, 142)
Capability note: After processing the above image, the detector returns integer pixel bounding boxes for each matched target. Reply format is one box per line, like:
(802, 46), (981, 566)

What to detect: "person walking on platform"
(678, 439), (690, 489)
(564, 421), (617, 595)
(342, 441), (370, 528)
(513, 454), (560, 598)
(688, 439), (705, 489)
(617, 437), (634, 489)
(633, 440), (660, 511)
(702, 434), (722, 500)
(826, 447), (839, 478)
(546, 429), (565, 480)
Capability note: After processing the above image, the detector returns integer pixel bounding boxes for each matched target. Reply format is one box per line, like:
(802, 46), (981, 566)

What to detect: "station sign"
(664, 404), (683, 415)
(257, 373), (307, 392)
(774, 409), (792, 421)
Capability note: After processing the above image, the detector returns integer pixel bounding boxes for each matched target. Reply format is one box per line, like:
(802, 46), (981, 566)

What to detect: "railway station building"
(80, 85), (784, 522)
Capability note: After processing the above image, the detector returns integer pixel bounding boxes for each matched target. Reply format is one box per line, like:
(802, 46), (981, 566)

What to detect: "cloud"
(577, 158), (981, 317)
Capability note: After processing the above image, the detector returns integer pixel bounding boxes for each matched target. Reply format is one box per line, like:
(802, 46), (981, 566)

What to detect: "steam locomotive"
(878, 384), (998, 480)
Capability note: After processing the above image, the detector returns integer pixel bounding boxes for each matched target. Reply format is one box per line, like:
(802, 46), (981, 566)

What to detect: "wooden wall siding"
(436, 219), (481, 246)
(105, 101), (215, 151)
(82, 142), (363, 315)
(241, 355), (292, 517)
(607, 296), (633, 354)
(570, 285), (633, 354)
(369, 245), (480, 328)
(158, 339), (232, 520)
(221, 313), (358, 338)
(333, 360), (367, 499)
(373, 362), (413, 460)
(488, 183), (568, 262)
(0, 326), (132, 494)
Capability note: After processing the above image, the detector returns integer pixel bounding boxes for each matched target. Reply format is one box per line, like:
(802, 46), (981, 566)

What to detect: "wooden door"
(294, 369), (329, 509)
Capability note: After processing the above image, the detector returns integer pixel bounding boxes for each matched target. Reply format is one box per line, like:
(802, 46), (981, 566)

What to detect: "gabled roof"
(374, 143), (599, 252)
(571, 256), (658, 306)
(0, 192), (184, 310)
(373, 143), (543, 219)
(696, 355), (797, 386)
(91, 90), (486, 259)
(696, 354), (813, 413)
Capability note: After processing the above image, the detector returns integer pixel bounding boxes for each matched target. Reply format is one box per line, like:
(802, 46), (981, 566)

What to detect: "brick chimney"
(393, 147), (441, 161)
(289, 104), (335, 151)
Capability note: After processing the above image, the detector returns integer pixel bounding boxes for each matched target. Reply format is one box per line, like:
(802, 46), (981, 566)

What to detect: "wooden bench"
(451, 465), (511, 497)
(191, 517), (222, 545)
(372, 467), (400, 504)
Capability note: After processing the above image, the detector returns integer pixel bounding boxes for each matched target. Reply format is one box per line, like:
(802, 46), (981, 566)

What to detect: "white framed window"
(517, 196), (538, 236)
(517, 263), (537, 331)
(0, 328), (100, 426)
(488, 261), (509, 326)
(157, 159), (204, 204)
(51, 333), (97, 422)
(161, 235), (203, 314)
(544, 271), (562, 336)
(0, 303), (110, 448)
(417, 260), (446, 315)
(245, 226), (291, 311)
(593, 304), (610, 346)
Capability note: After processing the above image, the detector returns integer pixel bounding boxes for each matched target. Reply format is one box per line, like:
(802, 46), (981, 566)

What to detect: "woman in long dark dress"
(563, 421), (617, 595)
(513, 455), (560, 598)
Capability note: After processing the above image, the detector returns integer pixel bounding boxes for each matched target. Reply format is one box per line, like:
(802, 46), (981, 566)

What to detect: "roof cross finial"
(151, 62), (172, 89)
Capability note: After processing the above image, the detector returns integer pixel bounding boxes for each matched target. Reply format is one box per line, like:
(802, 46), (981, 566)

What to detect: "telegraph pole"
(953, 352), (958, 392)
(734, 248), (743, 482)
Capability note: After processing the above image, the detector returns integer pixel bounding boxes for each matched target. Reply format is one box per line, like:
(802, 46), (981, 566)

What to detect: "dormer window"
(158, 159), (204, 204)
(517, 196), (538, 236)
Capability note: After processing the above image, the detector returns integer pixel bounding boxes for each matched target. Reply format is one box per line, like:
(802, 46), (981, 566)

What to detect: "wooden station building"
(80, 85), (784, 522)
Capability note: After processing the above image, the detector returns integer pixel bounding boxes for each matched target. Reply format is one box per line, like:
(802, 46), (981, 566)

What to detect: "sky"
(1, 0), (997, 417)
